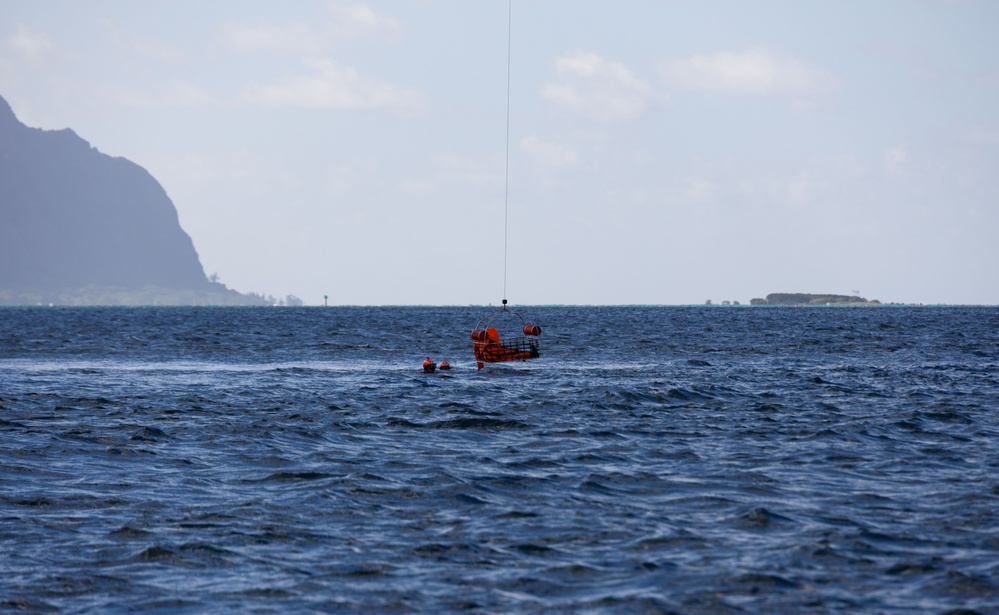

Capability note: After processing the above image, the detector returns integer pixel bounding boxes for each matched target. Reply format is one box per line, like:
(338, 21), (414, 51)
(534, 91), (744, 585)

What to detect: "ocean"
(2, 305), (997, 613)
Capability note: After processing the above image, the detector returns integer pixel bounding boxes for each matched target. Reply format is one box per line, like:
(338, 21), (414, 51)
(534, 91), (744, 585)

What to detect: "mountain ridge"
(0, 95), (265, 305)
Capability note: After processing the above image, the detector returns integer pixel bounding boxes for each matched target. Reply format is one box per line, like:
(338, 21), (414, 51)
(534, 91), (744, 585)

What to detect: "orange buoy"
(523, 324), (542, 336)
(470, 329), (489, 342)
(422, 357), (436, 373)
(439, 361), (451, 371)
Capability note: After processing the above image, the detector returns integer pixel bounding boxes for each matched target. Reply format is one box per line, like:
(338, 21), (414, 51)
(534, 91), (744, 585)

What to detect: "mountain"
(0, 95), (263, 305)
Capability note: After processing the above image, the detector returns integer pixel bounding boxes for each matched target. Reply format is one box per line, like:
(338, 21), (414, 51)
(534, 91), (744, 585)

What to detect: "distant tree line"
(247, 293), (305, 307)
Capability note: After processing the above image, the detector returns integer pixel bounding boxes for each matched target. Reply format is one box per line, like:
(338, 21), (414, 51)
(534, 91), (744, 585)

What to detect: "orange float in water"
(422, 357), (436, 373)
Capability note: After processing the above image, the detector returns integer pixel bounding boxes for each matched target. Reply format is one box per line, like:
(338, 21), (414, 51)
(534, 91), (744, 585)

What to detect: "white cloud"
(440, 154), (501, 185)
(221, 22), (329, 54)
(106, 81), (220, 108)
(328, 1), (402, 39)
(960, 126), (999, 145)
(6, 23), (54, 63)
(521, 135), (577, 167)
(659, 48), (835, 96)
(401, 178), (434, 194)
(221, 3), (399, 54)
(542, 51), (656, 122)
(739, 171), (829, 206)
(884, 146), (908, 175)
(684, 178), (718, 202)
(97, 19), (187, 63)
(240, 57), (423, 110)
(0, 56), (13, 85)
(787, 172), (821, 204)
(326, 164), (355, 195)
(129, 40), (187, 63)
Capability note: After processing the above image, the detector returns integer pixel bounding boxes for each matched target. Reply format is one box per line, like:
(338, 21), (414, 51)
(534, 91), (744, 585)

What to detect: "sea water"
(1, 305), (997, 613)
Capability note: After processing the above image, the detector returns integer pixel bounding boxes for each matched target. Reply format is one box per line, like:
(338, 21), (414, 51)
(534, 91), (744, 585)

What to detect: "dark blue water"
(2, 306), (998, 613)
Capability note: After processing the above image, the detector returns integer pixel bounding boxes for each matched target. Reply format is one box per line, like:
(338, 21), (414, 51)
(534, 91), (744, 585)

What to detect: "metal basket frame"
(472, 306), (541, 363)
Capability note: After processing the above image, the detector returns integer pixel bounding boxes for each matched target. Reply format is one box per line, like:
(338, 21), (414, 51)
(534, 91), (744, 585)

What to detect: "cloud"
(326, 164), (355, 195)
(542, 51), (656, 121)
(786, 171), (824, 204)
(328, 1), (402, 39)
(240, 57), (423, 110)
(222, 3), (400, 53)
(97, 19), (187, 63)
(221, 22), (329, 55)
(960, 126), (999, 145)
(659, 48), (835, 96)
(738, 171), (829, 207)
(973, 69), (999, 89)
(6, 23), (54, 63)
(521, 135), (577, 167)
(684, 178), (718, 203)
(102, 80), (220, 108)
(129, 40), (188, 63)
(884, 146), (908, 175)
(401, 178), (434, 194)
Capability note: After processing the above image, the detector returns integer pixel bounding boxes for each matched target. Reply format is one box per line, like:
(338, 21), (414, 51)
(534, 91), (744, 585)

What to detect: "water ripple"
(1, 306), (998, 612)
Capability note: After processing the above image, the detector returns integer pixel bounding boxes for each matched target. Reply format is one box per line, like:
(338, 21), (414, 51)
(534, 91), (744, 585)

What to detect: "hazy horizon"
(2, 1), (997, 305)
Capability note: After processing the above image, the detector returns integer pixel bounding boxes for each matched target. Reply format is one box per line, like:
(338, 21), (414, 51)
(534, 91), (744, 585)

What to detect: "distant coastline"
(0, 285), (273, 307)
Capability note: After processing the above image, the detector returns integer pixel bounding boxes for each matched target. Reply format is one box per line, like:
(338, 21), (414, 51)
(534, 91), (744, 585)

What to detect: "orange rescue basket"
(471, 304), (541, 370)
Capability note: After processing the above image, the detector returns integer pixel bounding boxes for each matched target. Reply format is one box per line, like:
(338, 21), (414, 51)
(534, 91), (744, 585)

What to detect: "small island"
(750, 293), (881, 306)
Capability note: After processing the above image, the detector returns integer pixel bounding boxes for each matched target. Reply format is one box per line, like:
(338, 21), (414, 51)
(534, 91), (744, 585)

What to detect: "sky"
(2, 0), (998, 305)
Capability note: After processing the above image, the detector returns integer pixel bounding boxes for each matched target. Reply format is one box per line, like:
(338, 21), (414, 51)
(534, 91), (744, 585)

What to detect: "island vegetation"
(749, 293), (881, 306)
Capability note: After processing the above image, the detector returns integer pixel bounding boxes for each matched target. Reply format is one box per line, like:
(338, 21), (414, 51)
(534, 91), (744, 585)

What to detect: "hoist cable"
(502, 0), (512, 307)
